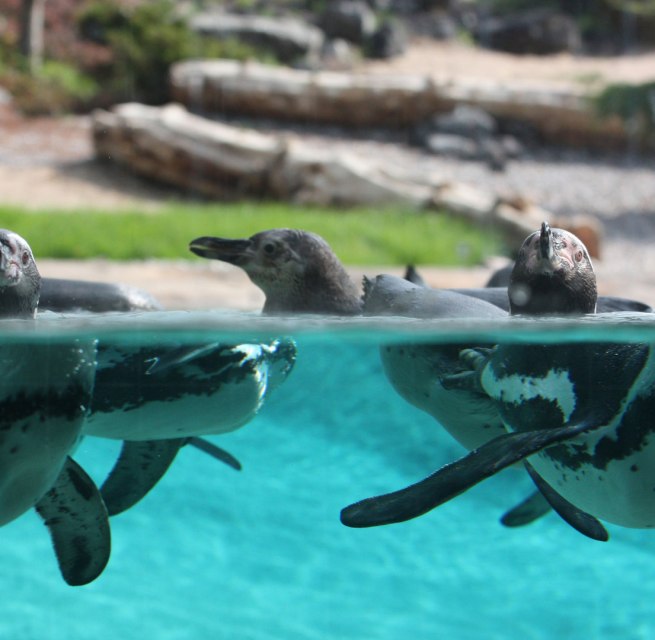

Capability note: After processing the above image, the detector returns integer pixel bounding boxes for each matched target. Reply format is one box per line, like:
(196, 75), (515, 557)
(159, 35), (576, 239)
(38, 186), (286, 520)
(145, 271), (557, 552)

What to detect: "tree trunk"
(18, 0), (47, 73)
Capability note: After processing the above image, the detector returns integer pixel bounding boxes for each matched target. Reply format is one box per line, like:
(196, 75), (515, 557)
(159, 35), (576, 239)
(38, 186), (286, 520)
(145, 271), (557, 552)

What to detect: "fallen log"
(171, 59), (631, 151)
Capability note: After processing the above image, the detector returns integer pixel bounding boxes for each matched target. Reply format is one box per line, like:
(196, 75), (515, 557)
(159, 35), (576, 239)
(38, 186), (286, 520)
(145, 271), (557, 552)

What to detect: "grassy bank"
(0, 202), (505, 265)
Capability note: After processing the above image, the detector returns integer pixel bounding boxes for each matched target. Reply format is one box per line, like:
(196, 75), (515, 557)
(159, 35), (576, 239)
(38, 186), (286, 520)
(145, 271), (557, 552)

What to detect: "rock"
(414, 106), (517, 171)
(320, 38), (357, 71)
(366, 19), (408, 59)
(318, 1), (377, 44)
(415, 11), (459, 40)
(422, 132), (480, 159)
(475, 10), (582, 55)
(189, 12), (324, 63)
(432, 105), (498, 138)
(269, 139), (432, 207)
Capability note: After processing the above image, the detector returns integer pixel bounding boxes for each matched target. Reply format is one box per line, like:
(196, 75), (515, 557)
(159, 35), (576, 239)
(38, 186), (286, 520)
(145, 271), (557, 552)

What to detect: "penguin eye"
(263, 243), (276, 255)
(574, 250), (583, 262)
(21, 251), (30, 266)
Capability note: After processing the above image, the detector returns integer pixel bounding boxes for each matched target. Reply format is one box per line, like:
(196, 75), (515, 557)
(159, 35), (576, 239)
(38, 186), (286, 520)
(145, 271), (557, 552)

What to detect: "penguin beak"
(539, 221), (554, 262)
(189, 237), (252, 265)
(0, 241), (20, 285)
(533, 220), (562, 276)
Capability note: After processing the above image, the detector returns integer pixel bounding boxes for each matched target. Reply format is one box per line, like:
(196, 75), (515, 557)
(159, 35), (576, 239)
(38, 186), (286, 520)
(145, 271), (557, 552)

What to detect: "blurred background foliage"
(0, 0), (654, 116)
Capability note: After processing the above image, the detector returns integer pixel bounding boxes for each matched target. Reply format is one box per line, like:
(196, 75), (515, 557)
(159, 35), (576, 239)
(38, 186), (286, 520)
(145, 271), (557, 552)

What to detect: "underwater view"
(2, 312), (655, 640)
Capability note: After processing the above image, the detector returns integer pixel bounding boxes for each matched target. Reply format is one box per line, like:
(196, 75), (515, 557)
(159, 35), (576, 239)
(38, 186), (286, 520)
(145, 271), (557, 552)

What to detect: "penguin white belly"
(84, 339), (295, 441)
(381, 343), (505, 451)
(529, 444), (655, 528)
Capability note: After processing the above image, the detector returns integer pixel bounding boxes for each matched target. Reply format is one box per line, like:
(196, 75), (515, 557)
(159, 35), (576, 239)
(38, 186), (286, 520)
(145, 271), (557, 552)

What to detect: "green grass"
(0, 202), (505, 265)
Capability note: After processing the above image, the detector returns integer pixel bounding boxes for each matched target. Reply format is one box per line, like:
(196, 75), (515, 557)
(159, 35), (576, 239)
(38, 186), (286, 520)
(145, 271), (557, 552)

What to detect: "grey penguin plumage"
(39, 277), (162, 313)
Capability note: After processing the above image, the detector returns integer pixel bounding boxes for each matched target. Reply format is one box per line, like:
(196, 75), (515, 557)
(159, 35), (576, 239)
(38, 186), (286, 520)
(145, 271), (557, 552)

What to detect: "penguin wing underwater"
(341, 222), (637, 540)
(0, 230), (110, 585)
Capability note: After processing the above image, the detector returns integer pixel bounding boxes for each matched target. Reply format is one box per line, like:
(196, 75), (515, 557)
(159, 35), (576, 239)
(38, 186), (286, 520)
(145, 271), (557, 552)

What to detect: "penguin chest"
(0, 341), (96, 526)
(381, 343), (505, 451)
(482, 341), (655, 528)
(85, 339), (296, 440)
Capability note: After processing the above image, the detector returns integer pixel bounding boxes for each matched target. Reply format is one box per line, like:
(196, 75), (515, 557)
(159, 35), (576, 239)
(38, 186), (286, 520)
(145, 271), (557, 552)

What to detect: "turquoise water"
(2, 312), (655, 640)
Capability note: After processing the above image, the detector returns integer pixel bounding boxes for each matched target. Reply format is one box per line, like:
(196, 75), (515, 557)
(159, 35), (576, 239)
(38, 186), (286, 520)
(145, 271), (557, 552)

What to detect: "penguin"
(340, 222), (655, 537)
(190, 229), (362, 315)
(85, 337), (297, 515)
(0, 229), (110, 585)
(33, 260), (297, 517)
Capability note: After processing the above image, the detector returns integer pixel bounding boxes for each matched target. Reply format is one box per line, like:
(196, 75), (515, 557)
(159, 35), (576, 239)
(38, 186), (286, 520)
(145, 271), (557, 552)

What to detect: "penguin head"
(509, 222), (597, 316)
(0, 230), (41, 318)
(189, 229), (361, 315)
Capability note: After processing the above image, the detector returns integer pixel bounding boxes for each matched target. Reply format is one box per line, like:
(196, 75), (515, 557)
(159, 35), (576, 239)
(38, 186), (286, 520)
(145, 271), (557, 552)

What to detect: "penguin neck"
(262, 267), (362, 316)
(0, 286), (39, 318)
(509, 272), (597, 316)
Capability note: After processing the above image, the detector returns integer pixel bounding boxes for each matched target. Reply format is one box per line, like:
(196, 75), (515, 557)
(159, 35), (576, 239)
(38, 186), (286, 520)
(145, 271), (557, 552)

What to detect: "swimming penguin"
(190, 230), (362, 315)
(340, 222), (655, 536)
(40, 277), (162, 312)
(0, 230), (110, 585)
(188, 228), (592, 531)
(84, 338), (297, 515)
(404, 264), (652, 314)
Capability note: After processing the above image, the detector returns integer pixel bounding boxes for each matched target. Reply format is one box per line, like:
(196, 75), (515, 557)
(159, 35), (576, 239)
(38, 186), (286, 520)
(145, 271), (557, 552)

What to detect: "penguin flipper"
(186, 437), (242, 471)
(145, 344), (224, 375)
(101, 439), (184, 516)
(340, 421), (601, 528)
(403, 265), (426, 287)
(524, 462), (609, 541)
(440, 347), (495, 393)
(500, 490), (552, 527)
(35, 457), (111, 586)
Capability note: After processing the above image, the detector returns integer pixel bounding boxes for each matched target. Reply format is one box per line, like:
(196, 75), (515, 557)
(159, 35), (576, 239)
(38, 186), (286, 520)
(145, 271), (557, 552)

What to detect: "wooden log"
(93, 103), (285, 198)
(171, 60), (438, 126)
(171, 59), (632, 150)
